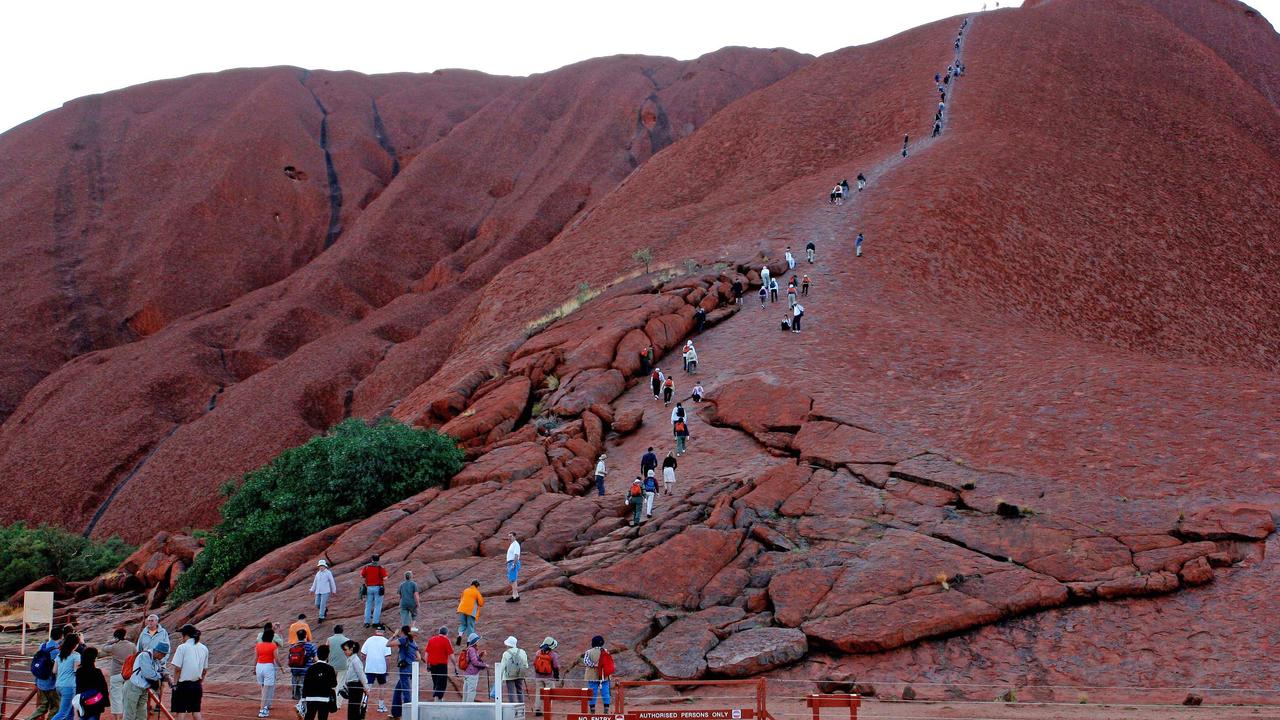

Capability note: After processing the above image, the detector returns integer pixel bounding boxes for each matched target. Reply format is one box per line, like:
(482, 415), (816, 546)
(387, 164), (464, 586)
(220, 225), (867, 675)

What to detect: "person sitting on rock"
(691, 383), (704, 402)
(806, 241), (816, 263)
(784, 246), (796, 270)
(781, 315), (792, 332)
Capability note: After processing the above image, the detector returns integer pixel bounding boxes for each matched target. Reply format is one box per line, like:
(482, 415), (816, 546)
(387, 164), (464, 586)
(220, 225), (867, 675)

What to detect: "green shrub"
(0, 523), (133, 598)
(170, 418), (463, 606)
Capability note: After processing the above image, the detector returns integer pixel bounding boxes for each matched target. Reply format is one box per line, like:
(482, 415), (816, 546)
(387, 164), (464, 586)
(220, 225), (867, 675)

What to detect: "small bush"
(0, 523), (133, 598)
(170, 419), (463, 606)
(633, 247), (653, 274)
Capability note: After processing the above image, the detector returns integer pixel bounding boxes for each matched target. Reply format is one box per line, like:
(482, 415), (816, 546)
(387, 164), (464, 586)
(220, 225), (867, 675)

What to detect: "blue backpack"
(30, 644), (54, 681)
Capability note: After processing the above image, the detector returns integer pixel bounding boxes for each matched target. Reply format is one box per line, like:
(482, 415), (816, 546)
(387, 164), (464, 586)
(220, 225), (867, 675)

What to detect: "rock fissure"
(298, 74), (345, 248)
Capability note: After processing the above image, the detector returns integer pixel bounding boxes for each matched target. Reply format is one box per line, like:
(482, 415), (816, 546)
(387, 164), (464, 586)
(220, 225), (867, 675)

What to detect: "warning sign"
(569, 712), (752, 720)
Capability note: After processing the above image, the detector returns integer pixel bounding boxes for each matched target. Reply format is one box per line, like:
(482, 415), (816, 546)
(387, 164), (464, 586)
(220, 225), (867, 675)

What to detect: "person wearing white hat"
(500, 637), (529, 707)
(310, 559), (337, 622)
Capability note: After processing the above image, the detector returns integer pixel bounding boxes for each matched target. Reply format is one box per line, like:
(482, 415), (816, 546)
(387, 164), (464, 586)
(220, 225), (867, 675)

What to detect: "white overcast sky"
(3, 0), (1278, 134)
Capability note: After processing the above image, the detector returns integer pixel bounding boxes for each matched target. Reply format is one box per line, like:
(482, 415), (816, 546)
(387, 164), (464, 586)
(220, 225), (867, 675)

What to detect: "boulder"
(1177, 503), (1275, 541)
(612, 408), (643, 435)
(705, 627), (808, 677)
(549, 369), (626, 417)
(711, 379), (812, 435)
(451, 443), (549, 487)
(439, 376), (531, 446)
(1179, 556), (1214, 586)
(641, 606), (745, 679)
(571, 527), (745, 608)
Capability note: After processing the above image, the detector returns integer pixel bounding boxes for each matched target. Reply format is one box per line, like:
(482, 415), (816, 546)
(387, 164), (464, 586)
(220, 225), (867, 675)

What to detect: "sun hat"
(467, 633), (481, 645)
(504, 636), (518, 648)
(541, 637), (558, 650)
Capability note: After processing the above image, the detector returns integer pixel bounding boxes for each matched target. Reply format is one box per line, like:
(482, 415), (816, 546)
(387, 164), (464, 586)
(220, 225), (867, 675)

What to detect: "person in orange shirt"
(287, 614), (312, 644)
(455, 580), (484, 647)
(360, 556), (389, 628)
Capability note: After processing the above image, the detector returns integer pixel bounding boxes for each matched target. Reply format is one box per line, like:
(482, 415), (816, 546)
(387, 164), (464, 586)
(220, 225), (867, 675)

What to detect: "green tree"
(632, 247), (653, 274)
(170, 418), (463, 605)
(0, 524), (132, 598)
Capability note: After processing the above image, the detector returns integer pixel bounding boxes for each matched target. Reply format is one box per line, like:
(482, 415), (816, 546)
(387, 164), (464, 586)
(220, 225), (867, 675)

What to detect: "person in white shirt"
(170, 625), (210, 720)
(309, 560), (337, 622)
(760, 265), (771, 290)
(784, 247), (796, 270)
(792, 303), (805, 333)
(505, 532), (522, 603)
(360, 626), (391, 714)
(669, 404), (685, 425)
(593, 454), (608, 497)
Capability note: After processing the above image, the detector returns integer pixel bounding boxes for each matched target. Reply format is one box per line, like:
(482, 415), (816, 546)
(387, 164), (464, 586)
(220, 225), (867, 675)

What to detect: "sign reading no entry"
(568, 711), (753, 720)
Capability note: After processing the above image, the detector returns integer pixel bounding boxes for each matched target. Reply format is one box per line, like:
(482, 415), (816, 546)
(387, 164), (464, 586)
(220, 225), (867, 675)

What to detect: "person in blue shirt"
(123, 641), (168, 720)
(50, 634), (82, 720)
(28, 627), (62, 720)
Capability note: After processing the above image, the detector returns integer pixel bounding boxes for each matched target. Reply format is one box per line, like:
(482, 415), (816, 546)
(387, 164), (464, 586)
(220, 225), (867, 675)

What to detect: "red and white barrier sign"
(570, 711), (754, 720)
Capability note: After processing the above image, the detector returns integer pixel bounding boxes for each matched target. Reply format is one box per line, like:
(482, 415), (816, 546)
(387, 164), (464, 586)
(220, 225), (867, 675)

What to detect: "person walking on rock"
(593, 454), (608, 497)
(253, 626), (282, 717)
(649, 368), (663, 400)
(425, 628), (452, 702)
(359, 626), (390, 714)
(500, 637), (529, 706)
(662, 375), (675, 405)
(787, 282), (797, 309)
(309, 560), (336, 622)
(582, 637), (614, 715)
(902, 134), (909, 157)
(792, 303), (805, 333)
(28, 626), (62, 720)
(731, 279), (743, 305)
(784, 247), (796, 271)
(459, 634), (486, 703)
(170, 625), (209, 720)
(693, 306), (707, 333)
(530, 638), (560, 717)
(801, 273), (810, 296)
(455, 581), (483, 646)
(338, 641), (370, 720)
(662, 452), (677, 494)
(627, 479), (645, 525)
(805, 241), (816, 263)
(639, 345), (654, 375)
(856, 173), (866, 191)
(640, 447), (658, 479)
(673, 417), (690, 455)
(398, 571), (420, 630)
(360, 557), (389, 628)
(288, 614), (312, 644)
(757, 285), (767, 309)
(643, 472), (658, 517)
(760, 265), (771, 290)
(855, 233), (864, 257)
(288, 630), (317, 702)
(301, 645), (338, 720)
(682, 344), (698, 374)
(325, 626), (349, 684)
(505, 532), (521, 603)
(769, 278), (780, 303)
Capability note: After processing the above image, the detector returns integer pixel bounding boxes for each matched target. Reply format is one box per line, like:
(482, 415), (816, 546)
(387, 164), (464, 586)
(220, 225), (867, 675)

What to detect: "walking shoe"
(259, 708), (269, 718)
(378, 702), (388, 713)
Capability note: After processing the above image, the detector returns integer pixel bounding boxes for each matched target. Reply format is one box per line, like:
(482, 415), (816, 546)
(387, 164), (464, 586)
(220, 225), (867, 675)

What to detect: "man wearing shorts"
(360, 626), (390, 714)
(505, 532), (521, 603)
(170, 625), (209, 720)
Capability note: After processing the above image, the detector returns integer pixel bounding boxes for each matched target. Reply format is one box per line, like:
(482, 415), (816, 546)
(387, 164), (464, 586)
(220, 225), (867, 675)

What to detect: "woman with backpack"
(74, 646), (110, 720)
(530, 638), (560, 717)
(581, 636), (614, 715)
(458, 634), (486, 703)
(662, 376), (675, 405)
(500, 637), (528, 706)
(627, 479), (645, 526)
(673, 418), (690, 456)
(50, 633), (82, 720)
(338, 641), (370, 720)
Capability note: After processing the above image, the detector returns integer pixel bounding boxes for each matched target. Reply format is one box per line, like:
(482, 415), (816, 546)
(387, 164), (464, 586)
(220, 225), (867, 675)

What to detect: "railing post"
(410, 662), (420, 720)
(2, 657), (11, 720)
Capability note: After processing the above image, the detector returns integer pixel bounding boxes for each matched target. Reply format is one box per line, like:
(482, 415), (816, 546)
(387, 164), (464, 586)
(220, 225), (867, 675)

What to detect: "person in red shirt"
(360, 556), (389, 628)
(424, 627), (453, 701)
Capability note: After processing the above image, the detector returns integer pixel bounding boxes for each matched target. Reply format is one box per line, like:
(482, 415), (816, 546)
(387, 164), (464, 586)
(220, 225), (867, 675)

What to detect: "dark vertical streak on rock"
(370, 99), (401, 179)
(297, 72), (344, 248)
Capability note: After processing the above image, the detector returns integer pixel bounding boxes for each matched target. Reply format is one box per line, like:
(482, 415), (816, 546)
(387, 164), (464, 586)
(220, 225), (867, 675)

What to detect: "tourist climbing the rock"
(840, 179), (850, 196)
(670, 403), (685, 425)
(758, 285), (767, 309)
(640, 447), (658, 478)
(806, 240), (816, 263)
(338, 641), (370, 720)
(253, 627), (281, 717)
(673, 417), (690, 455)
(360, 557), (389, 628)
(627, 479), (644, 526)
(359, 626), (389, 713)
(388, 627), (421, 719)
(325, 626), (349, 684)
(662, 452), (677, 494)
(792, 303), (805, 333)
(693, 306), (707, 333)
(933, 120), (942, 137)
(500, 637), (528, 706)
(459, 634), (486, 703)
(288, 629), (317, 702)
(785, 246), (796, 270)
(398, 571), (420, 629)
(662, 375), (675, 405)
(582, 636), (614, 714)
(455, 581), (483, 647)
(829, 184), (844, 205)
(650, 368), (663, 400)
(856, 173), (866, 191)
(425, 627), (452, 702)
(691, 382), (704, 402)
(594, 454), (608, 497)
(802, 273), (811, 296)
(531, 638), (560, 716)
(639, 344), (654, 375)
(505, 532), (521, 603)
(731, 279), (744, 305)
(301, 645), (338, 720)
(769, 278), (780, 303)
(643, 471), (658, 517)
(760, 264), (771, 290)
(787, 282), (797, 309)
(683, 343), (698, 373)
(855, 233), (864, 257)
(934, 72), (940, 83)
(902, 134), (909, 157)
(310, 560), (336, 623)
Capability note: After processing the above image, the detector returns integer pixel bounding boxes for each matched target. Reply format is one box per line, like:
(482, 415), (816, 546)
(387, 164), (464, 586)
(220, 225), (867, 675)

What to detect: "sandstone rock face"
(705, 627), (807, 677)
(1177, 504), (1276, 541)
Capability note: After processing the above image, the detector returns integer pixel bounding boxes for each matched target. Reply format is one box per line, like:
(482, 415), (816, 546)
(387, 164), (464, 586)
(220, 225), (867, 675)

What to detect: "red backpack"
(629, 483), (643, 497)
(533, 650), (554, 675)
(456, 649), (470, 671)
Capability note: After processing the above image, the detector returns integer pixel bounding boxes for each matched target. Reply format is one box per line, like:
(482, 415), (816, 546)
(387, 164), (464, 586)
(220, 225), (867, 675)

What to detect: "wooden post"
(2, 657), (11, 720)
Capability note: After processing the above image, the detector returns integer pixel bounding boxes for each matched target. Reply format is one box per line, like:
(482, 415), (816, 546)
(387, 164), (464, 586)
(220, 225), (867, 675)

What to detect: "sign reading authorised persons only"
(569, 710), (754, 720)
